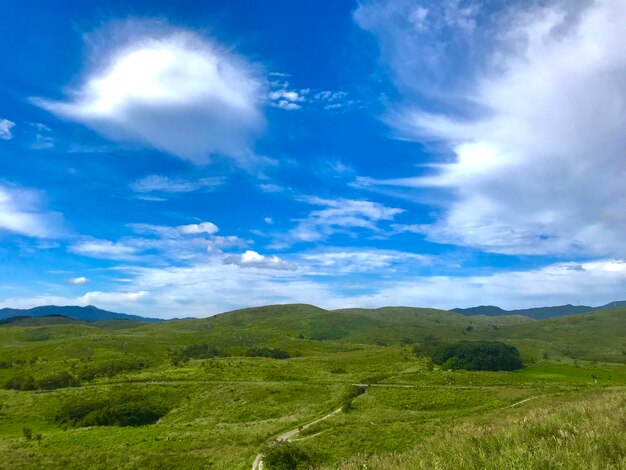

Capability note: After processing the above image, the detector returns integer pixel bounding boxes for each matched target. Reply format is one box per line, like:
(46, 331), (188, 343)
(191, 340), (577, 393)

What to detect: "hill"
(0, 314), (84, 326)
(0, 305), (162, 323)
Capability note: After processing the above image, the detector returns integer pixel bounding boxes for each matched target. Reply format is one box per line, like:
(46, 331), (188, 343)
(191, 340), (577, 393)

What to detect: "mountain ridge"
(0, 305), (162, 322)
(452, 300), (626, 319)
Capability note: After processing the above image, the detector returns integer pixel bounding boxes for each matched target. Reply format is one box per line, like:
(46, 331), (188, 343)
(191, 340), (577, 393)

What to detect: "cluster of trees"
(170, 343), (291, 364)
(171, 343), (222, 364)
(245, 347), (290, 360)
(56, 392), (170, 428)
(77, 358), (147, 381)
(5, 371), (79, 391)
(431, 341), (524, 371)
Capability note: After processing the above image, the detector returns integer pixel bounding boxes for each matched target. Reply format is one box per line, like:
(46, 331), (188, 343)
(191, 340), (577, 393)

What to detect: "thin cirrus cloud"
(34, 21), (265, 165)
(356, 0), (626, 257)
(279, 197), (404, 246)
(130, 175), (225, 194)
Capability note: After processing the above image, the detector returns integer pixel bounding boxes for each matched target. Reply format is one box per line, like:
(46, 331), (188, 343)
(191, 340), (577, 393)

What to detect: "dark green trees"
(432, 341), (523, 371)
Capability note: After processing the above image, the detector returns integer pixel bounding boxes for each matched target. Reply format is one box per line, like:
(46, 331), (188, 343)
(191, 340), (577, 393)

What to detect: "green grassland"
(0, 304), (625, 469)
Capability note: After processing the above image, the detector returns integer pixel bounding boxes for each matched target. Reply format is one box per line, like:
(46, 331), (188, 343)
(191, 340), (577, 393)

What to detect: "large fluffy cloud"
(356, 0), (626, 257)
(36, 22), (265, 165)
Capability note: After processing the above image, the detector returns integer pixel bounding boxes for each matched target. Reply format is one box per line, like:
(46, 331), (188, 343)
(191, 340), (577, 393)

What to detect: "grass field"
(0, 304), (625, 469)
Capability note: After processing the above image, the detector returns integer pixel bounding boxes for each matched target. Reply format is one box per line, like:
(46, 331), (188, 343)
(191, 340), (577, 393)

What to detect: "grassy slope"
(0, 304), (624, 469)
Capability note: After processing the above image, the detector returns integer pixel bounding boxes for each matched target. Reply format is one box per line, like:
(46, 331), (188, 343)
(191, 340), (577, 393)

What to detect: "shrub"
(432, 341), (523, 371)
(245, 347), (290, 360)
(22, 427), (33, 440)
(171, 343), (222, 363)
(263, 441), (312, 470)
(0, 361), (12, 369)
(37, 371), (79, 390)
(5, 374), (36, 391)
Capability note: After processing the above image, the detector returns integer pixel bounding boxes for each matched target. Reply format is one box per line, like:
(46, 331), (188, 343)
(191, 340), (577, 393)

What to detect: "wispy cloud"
(274, 196), (403, 246)
(130, 175), (225, 194)
(0, 183), (63, 238)
(356, 0), (626, 257)
(0, 119), (15, 140)
(66, 276), (89, 285)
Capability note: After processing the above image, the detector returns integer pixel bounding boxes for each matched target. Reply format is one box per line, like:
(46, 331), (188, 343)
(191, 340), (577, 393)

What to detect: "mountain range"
(0, 305), (162, 322)
(451, 300), (626, 320)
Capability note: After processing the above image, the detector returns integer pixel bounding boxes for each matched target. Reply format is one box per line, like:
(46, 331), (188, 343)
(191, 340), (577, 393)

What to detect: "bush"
(432, 341), (523, 371)
(171, 343), (222, 363)
(245, 347), (290, 360)
(263, 441), (312, 470)
(5, 374), (36, 391)
(37, 371), (79, 390)
(56, 392), (170, 428)
(0, 361), (12, 369)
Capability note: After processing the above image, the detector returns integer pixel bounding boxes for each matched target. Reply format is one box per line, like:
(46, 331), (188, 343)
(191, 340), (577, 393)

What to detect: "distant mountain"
(452, 301), (626, 320)
(0, 305), (162, 323)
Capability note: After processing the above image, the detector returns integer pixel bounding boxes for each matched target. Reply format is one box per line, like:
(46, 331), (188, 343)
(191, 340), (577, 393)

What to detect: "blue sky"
(2, 0), (626, 318)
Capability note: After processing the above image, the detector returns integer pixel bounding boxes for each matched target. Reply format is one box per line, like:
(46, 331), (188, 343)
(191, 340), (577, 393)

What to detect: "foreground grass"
(333, 390), (626, 470)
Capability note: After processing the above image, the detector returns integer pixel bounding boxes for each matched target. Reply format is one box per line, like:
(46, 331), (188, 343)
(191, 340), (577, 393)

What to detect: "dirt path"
(252, 406), (343, 470)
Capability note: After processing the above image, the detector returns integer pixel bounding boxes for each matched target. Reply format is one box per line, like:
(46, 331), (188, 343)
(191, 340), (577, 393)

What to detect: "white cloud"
(130, 175), (224, 193)
(0, 119), (15, 140)
(264, 217), (273, 224)
(0, 184), (63, 238)
(66, 276), (89, 285)
(69, 239), (138, 260)
(35, 21), (265, 165)
(356, 0), (626, 257)
(177, 222), (219, 235)
(223, 250), (296, 271)
(281, 197), (403, 245)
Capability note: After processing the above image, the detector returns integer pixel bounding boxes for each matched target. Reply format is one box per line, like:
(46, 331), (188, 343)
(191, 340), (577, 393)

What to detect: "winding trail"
(252, 406), (344, 470)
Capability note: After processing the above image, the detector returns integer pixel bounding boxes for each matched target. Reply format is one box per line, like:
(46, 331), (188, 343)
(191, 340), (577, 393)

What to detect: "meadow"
(0, 304), (625, 469)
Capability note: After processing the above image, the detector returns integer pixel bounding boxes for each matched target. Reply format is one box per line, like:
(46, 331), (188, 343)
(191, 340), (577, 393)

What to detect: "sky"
(2, 0), (626, 318)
